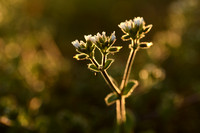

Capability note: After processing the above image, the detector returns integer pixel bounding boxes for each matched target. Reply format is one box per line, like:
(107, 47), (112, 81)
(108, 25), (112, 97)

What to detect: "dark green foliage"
(0, 0), (200, 133)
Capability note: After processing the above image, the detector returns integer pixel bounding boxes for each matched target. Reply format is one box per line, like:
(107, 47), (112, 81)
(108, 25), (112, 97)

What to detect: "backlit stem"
(90, 58), (120, 95)
(120, 39), (138, 91)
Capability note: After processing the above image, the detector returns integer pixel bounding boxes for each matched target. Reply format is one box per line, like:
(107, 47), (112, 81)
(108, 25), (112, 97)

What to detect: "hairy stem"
(116, 96), (126, 125)
(116, 39), (138, 125)
(120, 39), (138, 91)
(102, 53), (107, 67)
(90, 57), (99, 68)
(100, 70), (120, 95)
(90, 58), (120, 95)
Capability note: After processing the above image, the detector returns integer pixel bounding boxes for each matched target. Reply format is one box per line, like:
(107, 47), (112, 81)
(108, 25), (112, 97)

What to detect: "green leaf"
(143, 24), (152, 33)
(103, 59), (114, 70)
(73, 53), (88, 60)
(88, 64), (100, 72)
(105, 93), (119, 106)
(121, 34), (131, 41)
(108, 46), (122, 54)
(122, 80), (138, 98)
(139, 42), (153, 49)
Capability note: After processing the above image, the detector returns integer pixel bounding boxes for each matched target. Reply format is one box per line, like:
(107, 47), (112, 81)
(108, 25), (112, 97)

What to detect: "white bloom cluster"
(95, 31), (106, 42)
(134, 17), (144, 26)
(84, 34), (96, 43)
(72, 34), (96, 50)
(72, 40), (85, 49)
(118, 17), (144, 33)
(94, 31), (116, 44)
(118, 17), (153, 41)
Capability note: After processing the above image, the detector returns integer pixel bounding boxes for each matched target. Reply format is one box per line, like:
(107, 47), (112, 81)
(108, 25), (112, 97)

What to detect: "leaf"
(139, 42), (153, 49)
(122, 80), (138, 98)
(121, 34), (131, 41)
(108, 46), (122, 54)
(88, 64), (100, 72)
(105, 93), (119, 106)
(103, 59), (114, 70)
(73, 53), (88, 60)
(143, 24), (152, 33)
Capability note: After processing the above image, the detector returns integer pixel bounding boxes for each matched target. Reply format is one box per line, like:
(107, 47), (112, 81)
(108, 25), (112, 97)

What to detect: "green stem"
(90, 58), (120, 95)
(120, 39), (138, 91)
(116, 39), (138, 125)
(90, 57), (99, 67)
(102, 53), (107, 67)
(100, 70), (120, 95)
(116, 96), (126, 125)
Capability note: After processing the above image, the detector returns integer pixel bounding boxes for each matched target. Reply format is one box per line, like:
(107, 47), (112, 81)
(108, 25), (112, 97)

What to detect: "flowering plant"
(71, 17), (153, 125)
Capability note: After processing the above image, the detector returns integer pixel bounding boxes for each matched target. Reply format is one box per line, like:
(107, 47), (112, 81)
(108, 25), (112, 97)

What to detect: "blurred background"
(0, 0), (200, 132)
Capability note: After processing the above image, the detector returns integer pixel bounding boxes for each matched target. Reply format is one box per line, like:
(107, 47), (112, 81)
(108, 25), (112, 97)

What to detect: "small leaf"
(88, 64), (100, 72)
(104, 59), (114, 70)
(73, 53), (88, 60)
(122, 80), (138, 98)
(139, 42), (153, 49)
(105, 93), (119, 106)
(143, 24), (152, 33)
(121, 34), (131, 41)
(108, 46), (122, 54)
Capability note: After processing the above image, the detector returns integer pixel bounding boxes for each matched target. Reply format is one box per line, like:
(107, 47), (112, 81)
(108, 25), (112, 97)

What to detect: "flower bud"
(72, 40), (81, 49)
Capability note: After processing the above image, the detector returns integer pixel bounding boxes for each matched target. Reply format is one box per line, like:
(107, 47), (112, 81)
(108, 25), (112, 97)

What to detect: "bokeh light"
(0, 0), (200, 132)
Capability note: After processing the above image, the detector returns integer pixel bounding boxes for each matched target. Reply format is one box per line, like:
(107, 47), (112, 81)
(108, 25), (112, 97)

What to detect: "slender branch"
(116, 100), (121, 124)
(120, 39), (138, 91)
(102, 53), (107, 67)
(117, 39), (138, 125)
(121, 96), (126, 122)
(90, 58), (120, 95)
(90, 57), (99, 67)
(100, 70), (120, 95)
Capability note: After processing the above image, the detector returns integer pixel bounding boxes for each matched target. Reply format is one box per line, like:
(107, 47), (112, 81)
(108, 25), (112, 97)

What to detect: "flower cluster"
(71, 16), (153, 124)
(94, 31), (118, 54)
(118, 17), (152, 41)
(72, 35), (96, 60)
(72, 31), (122, 61)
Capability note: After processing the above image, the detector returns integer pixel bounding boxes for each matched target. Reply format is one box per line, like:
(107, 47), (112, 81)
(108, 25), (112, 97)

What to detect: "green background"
(0, 0), (200, 132)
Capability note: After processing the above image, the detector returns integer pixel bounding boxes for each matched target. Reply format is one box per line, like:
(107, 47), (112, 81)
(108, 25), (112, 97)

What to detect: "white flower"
(72, 40), (81, 48)
(84, 35), (96, 43)
(134, 17), (144, 26)
(97, 32), (101, 38)
(127, 20), (132, 30)
(118, 22), (126, 31)
(102, 31), (106, 37)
